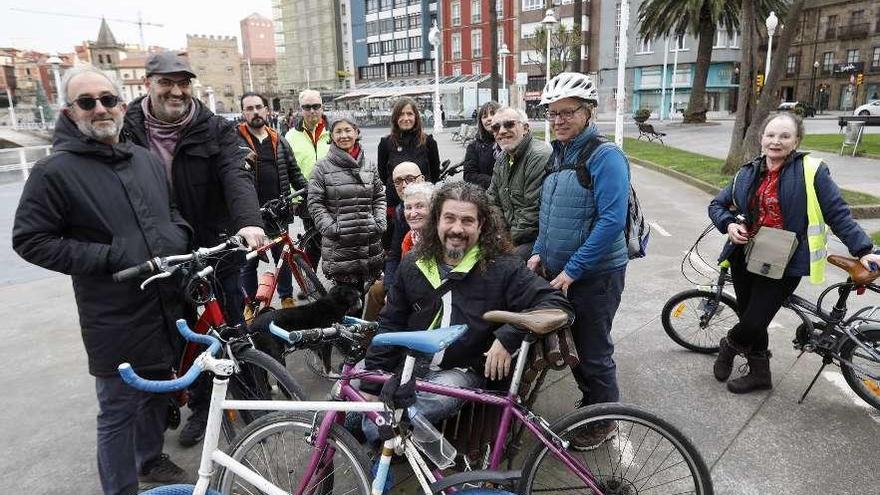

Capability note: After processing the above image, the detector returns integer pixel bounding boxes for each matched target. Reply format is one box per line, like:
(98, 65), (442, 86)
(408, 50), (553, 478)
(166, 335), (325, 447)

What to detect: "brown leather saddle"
(827, 255), (880, 286)
(482, 308), (570, 335)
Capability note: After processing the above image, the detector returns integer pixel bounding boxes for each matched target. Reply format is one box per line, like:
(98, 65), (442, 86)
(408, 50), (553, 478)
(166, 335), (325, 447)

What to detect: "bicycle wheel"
(839, 326), (880, 411)
(292, 253), (327, 301)
(519, 403), (713, 495)
(215, 412), (372, 495)
(223, 347), (306, 441)
(662, 289), (738, 353)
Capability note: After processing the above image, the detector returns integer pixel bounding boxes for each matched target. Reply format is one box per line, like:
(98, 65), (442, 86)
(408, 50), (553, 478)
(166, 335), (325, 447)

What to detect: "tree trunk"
(683, 4), (715, 124)
(724, 0), (756, 174)
(490, 0), (499, 102)
(573, 0), (584, 72)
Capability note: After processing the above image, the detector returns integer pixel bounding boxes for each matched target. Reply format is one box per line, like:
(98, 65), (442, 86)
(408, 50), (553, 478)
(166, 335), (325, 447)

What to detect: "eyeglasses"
(244, 104), (265, 112)
(393, 174), (423, 186)
(490, 120), (519, 133)
(301, 103), (322, 111)
(70, 94), (120, 111)
(155, 78), (192, 90)
(546, 105), (584, 122)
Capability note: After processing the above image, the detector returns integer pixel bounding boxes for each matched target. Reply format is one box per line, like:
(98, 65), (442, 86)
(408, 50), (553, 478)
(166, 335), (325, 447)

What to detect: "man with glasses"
(528, 73), (631, 451)
(14, 65), (191, 493)
(486, 106), (550, 260)
(284, 89), (331, 268)
(123, 51), (266, 448)
(237, 92), (308, 313)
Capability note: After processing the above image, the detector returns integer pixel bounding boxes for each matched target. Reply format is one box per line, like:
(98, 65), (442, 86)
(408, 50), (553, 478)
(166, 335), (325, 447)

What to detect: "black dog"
(248, 285), (363, 362)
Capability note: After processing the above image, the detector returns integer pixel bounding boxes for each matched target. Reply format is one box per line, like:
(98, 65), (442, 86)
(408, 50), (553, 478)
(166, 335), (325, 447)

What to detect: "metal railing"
(0, 145), (53, 180)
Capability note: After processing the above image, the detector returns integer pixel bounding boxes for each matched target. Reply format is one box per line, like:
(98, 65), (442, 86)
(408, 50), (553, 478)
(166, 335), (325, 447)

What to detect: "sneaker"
(178, 409), (208, 447)
(243, 304), (255, 323)
(281, 296), (297, 309)
(569, 421), (618, 452)
(138, 453), (187, 484)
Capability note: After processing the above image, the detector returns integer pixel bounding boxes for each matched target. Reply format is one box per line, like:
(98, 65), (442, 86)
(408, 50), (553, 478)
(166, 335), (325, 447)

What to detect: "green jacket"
(487, 133), (550, 245)
(284, 116), (331, 179)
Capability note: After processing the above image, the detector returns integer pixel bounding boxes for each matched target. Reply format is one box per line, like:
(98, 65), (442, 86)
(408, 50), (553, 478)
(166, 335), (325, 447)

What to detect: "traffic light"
(756, 74), (764, 88)
(856, 73), (864, 86)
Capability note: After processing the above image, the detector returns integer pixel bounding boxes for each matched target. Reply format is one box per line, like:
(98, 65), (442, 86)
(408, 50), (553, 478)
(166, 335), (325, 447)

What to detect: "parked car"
(853, 100), (880, 116)
(777, 101), (816, 118)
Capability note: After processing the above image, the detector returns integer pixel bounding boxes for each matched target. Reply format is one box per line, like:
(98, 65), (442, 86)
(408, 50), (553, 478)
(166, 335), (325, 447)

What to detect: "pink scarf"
(142, 96), (197, 183)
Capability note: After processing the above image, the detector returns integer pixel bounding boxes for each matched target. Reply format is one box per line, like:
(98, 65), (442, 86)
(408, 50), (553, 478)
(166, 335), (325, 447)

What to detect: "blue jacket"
(533, 124), (630, 279)
(709, 152), (873, 277)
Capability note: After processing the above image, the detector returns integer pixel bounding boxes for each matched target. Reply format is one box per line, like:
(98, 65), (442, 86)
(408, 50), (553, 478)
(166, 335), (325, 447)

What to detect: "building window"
(452, 1), (461, 26)
(472, 30), (482, 58)
(381, 18), (393, 33)
(451, 33), (462, 60)
(522, 0), (542, 12)
(472, 61), (481, 75)
(497, 0), (504, 17)
(729, 30), (739, 48)
(453, 63), (462, 76)
(395, 16), (407, 31)
(410, 36), (422, 50)
(872, 47), (880, 69)
(675, 35), (687, 51)
(380, 0), (392, 10)
(637, 37), (652, 54)
(382, 40), (395, 54)
(822, 51), (834, 72)
(847, 49), (859, 64)
(409, 13), (421, 28)
(367, 0), (379, 13)
(368, 42), (381, 56)
(396, 38), (409, 53)
(785, 55), (798, 76)
(472, 0), (481, 23)
(340, 2), (346, 15)
(498, 26), (504, 45)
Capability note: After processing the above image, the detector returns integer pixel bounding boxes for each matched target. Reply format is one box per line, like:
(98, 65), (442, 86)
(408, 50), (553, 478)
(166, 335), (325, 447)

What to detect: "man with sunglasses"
(13, 65), (192, 493)
(528, 72), (631, 451)
(486, 106), (550, 260)
(123, 51), (266, 448)
(284, 89), (332, 268)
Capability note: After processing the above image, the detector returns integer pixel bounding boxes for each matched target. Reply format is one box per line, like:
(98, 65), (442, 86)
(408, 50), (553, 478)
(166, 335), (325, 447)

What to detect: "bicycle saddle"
(828, 255), (880, 286)
(371, 324), (468, 354)
(482, 309), (570, 335)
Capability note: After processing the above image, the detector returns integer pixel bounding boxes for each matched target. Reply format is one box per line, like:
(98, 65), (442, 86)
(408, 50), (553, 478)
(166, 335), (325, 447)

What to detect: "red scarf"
(347, 143), (361, 160)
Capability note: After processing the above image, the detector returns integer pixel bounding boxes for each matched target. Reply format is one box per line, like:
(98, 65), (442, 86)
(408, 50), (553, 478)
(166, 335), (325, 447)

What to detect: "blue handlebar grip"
(269, 322), (296, 344)
(342, 316), (370, 325)
(870, 262), (879, 272)
(175, 319), (219, 350)
(118, 362), (204, 393)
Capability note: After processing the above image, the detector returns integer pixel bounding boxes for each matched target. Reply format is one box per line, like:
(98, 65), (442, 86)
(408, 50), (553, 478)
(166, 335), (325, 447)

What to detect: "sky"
(0, 0), (273, 54)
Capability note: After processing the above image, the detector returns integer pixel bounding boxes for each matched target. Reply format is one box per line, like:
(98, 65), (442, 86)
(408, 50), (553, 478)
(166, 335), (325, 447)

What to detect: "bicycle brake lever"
(140, 271), (172, 290)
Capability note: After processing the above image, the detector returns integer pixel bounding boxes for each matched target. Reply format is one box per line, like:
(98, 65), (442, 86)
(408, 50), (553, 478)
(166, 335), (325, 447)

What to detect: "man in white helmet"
(527, 72), (631, 450)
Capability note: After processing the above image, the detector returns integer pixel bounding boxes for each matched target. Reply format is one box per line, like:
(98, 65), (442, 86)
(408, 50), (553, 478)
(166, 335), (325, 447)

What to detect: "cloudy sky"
(1, 0), (273, 53)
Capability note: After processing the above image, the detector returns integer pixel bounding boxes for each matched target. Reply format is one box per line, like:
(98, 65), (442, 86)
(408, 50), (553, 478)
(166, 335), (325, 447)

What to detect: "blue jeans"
(567, 268), (626, 406)
(240, 244), (293, 300)
(361, 363), (485, 445)
(95, 375), (168, 495)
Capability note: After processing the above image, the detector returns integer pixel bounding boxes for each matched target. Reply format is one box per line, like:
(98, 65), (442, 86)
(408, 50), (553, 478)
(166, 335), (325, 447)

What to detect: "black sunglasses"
(490, 120), (518, 133)
(71, 95), (120, 111)
(301, 103), (322, 111)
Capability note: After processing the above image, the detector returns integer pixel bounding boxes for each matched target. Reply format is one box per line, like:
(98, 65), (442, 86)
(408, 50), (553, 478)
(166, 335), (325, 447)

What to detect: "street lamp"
(541, 9), (557, 143)
(428, 21), (443, 134)
(4, 85), (16, 129)
(46, 54), (64, 107)
(764, 11), (778, 79)
(498, 43), (511, 106)
(37, 105), (45, 128)
(810, 60), (819, 109)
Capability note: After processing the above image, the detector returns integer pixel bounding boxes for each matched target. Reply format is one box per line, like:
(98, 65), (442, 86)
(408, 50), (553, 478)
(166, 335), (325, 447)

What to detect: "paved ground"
(2, 126), (880, 494)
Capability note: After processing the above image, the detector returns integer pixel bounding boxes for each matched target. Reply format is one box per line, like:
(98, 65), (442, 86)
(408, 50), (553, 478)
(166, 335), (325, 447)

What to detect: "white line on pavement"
(650, 221), (671, 237)
(822, 370), (880, 425)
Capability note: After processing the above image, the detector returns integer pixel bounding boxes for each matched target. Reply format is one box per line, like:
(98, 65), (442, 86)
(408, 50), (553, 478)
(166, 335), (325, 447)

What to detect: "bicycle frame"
(245, 231), (321, 311)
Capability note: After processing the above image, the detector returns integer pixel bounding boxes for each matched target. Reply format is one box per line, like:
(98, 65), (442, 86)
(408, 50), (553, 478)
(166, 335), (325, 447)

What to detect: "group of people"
(12, 46), (880, 495)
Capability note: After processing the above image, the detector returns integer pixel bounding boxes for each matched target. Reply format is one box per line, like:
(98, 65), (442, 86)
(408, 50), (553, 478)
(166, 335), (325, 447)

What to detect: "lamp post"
(499, 43), (511, 106)
(541, 9), (557, 143)
(37, 105), (45, 128)
(810, 60), (819, 109)
(4, 86), (16, 129)
(46, 54), (64, 107)
(764, 11), (778, 79)
(429, 21), (443, 134)
(614, 0), (630, 148)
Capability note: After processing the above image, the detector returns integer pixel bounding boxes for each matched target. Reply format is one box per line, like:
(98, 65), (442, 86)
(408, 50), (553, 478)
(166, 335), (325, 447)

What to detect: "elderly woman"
(463, 100), (501, 189)
(307, 117), (386, 297)
(709, 112), (880, 394)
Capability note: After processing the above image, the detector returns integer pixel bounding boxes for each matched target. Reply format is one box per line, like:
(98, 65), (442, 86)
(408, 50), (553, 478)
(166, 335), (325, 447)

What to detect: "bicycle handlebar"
(118, 320), (221, 393)
(112, 260), (156, 282)
(268, 318), (377, 347)
(112, 237), (246, 284)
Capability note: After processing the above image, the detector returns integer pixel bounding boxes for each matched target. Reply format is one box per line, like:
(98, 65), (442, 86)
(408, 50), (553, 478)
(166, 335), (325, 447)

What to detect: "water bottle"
(407, 406), (457, 469)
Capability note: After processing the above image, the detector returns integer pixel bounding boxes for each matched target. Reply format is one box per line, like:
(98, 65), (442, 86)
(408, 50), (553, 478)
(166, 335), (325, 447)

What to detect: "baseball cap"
(145, 52), (197, 79)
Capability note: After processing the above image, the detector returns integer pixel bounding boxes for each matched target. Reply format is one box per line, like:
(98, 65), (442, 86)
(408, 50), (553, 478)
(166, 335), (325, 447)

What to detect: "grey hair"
(298, 89), (322, 104)
(60, 64), (125, 104)
(403, 181), (436, 204)
(495, 106), (528, 122)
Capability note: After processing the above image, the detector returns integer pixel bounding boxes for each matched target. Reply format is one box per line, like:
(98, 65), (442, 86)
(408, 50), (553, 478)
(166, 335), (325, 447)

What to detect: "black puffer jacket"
(307, 144), (387, 280)
(462, 135), (497, 189)
(377, 131), (440, 208)
(13, 114), (191, 377)
(123, 96), (262, 249)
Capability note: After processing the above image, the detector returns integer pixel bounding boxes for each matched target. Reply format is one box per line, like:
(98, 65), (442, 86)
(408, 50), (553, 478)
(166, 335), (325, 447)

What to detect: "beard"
(76, 115), (122, 142)
(445, 247), (465, 261)
(249, 116), (265, 128)
(443, 233), (470, 261)
(153, 96), (191, 123)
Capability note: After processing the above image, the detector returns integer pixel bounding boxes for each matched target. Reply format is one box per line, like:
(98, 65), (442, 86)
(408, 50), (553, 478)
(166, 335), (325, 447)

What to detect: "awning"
(334, 91), (371, 101)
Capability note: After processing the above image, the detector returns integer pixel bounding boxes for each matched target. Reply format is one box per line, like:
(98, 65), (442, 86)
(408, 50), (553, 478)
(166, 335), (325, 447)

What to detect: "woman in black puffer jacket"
(463, 100), (501, 189)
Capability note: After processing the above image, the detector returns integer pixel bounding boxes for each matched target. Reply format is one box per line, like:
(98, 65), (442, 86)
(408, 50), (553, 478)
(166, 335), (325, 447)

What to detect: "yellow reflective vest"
(803, 155), (827, 284)
(284, 123), (331, 179)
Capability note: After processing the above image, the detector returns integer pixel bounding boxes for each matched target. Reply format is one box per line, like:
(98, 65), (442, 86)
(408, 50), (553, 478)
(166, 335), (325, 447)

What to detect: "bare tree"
(523, 24), (583, 77)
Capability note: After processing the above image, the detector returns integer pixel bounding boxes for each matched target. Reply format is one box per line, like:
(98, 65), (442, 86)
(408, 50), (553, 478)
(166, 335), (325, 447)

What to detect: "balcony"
(837, 23), (870, 40)
(823, 27), (836, 40)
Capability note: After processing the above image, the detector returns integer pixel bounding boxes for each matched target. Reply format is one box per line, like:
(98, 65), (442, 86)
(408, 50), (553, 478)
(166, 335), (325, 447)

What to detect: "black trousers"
(728, 250), (801, 351)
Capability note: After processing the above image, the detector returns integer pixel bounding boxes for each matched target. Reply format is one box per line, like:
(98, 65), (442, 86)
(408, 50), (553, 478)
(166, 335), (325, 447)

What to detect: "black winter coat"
(13, 114), (191, 377)
(462, 135), (497, 189)
(123, 96), (262, 249)
(362, 254), (572, 395)
(377, 131), (440, 208)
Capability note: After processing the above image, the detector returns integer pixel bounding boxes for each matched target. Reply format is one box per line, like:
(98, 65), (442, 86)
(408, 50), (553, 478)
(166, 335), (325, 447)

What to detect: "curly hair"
(414, 181), (512, 271)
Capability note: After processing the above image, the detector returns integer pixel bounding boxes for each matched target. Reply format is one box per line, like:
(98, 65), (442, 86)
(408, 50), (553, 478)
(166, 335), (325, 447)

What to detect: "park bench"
(637, 122), (666, 144)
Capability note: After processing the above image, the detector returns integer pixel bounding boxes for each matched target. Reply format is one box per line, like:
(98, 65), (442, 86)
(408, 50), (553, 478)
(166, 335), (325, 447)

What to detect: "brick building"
(240, 13), (279, 108)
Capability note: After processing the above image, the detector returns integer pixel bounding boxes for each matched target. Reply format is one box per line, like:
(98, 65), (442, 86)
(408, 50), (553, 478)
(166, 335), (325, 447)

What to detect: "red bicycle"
(113, 236), (305, 440)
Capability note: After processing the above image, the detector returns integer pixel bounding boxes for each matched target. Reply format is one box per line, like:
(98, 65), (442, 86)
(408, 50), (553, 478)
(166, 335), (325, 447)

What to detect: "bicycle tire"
(223, 347), (306, 442)
(292, 253), (327, 301)
(519, 402), (713, 495)
(662, 289), (739, 353)
(214, 412), (372, 495)
(839, 326), (880, 411)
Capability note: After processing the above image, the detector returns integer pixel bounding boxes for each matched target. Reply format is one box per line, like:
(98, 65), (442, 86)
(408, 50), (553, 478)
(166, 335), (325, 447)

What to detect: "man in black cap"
(123, 50), (266, 447)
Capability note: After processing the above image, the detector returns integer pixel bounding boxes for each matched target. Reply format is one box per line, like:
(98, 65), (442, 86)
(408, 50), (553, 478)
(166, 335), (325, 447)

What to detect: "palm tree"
(638, 0), (781, 123)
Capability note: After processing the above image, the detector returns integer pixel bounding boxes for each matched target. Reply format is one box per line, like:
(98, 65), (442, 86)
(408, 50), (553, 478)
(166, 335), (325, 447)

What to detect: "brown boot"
(727, 350), (773, 394)
(713, 337), (748, 382)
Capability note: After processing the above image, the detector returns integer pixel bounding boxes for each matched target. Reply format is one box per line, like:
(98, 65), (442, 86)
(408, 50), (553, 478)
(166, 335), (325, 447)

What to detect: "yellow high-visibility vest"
(803, 155), (827, 284)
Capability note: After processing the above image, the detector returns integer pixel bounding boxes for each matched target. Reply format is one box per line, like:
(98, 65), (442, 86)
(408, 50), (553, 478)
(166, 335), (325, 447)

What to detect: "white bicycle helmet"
(540, 72), (598, 106)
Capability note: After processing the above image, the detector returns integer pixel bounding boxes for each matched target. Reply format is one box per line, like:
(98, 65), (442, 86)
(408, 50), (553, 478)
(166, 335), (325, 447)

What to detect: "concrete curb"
(627, 156), (880, 219)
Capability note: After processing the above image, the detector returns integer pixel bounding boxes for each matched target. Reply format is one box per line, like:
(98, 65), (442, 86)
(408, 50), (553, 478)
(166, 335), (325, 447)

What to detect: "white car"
(854, 100), (880, 116)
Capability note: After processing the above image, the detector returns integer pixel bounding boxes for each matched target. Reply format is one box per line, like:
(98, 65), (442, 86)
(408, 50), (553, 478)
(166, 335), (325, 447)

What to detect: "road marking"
(650, 222), (671, 237)
(822, 371), (880, 425)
